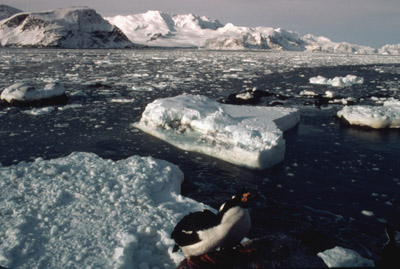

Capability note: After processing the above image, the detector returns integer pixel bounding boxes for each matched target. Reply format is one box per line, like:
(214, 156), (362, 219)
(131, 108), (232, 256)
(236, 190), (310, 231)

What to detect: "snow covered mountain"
(106, 10), (224, 48)
(378, 44), (400, 55)
(302, 34), (378, 54)
(106, 10), (399, 54)
(0, 4), (22, 20)
(106, 11), (307, 50)
(0, 6), (134, 48)
(0, 5), (399, 53)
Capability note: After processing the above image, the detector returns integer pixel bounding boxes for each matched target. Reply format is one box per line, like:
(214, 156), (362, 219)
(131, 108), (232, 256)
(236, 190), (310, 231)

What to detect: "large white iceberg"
(337, 99), (400, 129)
(0, 82), (66, 103)
(0, 152), (208, 268)
(309, 75), (364, 87)
(134, 94), (300, 170)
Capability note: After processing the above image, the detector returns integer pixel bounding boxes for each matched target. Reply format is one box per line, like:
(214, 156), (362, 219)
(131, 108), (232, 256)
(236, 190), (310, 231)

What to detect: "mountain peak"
(0, 6), (134, 48)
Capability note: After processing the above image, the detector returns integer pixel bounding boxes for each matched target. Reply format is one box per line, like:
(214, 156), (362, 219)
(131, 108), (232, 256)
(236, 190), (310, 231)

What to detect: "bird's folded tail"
(173, 243), (180, 253)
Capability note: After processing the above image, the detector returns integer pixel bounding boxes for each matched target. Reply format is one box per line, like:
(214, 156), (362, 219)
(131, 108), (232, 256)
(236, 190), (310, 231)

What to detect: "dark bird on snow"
(171, 190), (251, 264)
(379, 224), (400, 268)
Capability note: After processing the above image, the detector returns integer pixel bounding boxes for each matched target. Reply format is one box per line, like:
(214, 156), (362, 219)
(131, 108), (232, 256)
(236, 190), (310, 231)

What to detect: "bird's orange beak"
(241, 192), (251, 203)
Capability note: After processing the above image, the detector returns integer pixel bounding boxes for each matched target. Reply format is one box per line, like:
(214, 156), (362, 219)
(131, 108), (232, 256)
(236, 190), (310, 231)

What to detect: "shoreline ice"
(134, 94), (300, 170)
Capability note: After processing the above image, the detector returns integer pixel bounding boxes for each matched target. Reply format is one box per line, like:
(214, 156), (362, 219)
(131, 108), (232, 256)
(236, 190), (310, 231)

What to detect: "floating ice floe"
(22, 106), (56, 116)
(134, 94), (300, 169)
(0, 82), (66, 105)
(309, 75), (364, 87)
(337, 99), (400, 129)
(0, 152), (208, 268)
(317, 246), (375, 267)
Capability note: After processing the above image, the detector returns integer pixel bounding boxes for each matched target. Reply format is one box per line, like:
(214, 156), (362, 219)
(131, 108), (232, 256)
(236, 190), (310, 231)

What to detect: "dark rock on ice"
(219, 88), (289, 105)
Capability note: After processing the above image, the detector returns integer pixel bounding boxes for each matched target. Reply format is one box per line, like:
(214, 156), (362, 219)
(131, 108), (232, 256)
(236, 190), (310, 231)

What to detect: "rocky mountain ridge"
(0, 6), (134, 48)
(0, 5), (399, 54)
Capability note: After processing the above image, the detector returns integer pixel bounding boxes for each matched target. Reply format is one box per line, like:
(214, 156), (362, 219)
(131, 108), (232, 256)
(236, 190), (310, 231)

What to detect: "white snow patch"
(317, 246), (375, 267)
(0, 82), (65, 103)
(0, 152), (208, 268)
(309, 75), (364, 87)
(337, 99), (400, 129)
(134, 94), (300, 169)
(236, 92), (254, 100)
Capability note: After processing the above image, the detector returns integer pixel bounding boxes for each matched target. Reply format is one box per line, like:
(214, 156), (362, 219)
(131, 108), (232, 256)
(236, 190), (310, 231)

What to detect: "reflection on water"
(344, 127), (400, 154)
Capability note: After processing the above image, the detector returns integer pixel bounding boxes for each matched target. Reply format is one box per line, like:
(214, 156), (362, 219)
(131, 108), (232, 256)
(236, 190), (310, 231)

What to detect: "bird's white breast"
(219, 206), (251, 247)
(180, 206), (250, 257)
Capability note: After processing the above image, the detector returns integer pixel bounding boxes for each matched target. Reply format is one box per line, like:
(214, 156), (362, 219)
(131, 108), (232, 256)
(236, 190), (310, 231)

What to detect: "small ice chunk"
(317, 246), (375, 267)
(309, 75), (328, 85)
(309, 75), (363, 87)
(300, 90), (317, 96)
(0, 82), (65, 103)
(361, 210), (374, 217)
(236, 92), (253, 100)
(324, 91), (335, 98)
(22, 107), (56, 116)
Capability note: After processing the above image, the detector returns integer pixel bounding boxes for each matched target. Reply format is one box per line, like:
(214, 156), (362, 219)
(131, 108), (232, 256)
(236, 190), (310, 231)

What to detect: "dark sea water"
(1, 49), (400, 263)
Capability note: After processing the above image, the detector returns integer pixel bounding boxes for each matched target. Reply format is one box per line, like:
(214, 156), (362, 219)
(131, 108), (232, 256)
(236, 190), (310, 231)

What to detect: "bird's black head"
(218, 189), (252, 214)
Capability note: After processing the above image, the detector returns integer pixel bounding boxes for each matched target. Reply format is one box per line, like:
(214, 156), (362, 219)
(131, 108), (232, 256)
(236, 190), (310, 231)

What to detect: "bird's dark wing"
(171, 209), (219, 248)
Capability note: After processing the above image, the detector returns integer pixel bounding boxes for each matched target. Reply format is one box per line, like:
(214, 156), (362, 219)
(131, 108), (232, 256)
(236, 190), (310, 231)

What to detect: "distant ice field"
(1, 49), (400, 266)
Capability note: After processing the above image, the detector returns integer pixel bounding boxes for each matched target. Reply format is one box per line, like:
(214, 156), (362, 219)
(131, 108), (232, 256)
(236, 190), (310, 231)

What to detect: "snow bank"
(317, 246), (375, 267)
(0, 152), (208, 268)
(337, 99), (400, 129)
(134, 94), (300, 170)
(0, 82), (65, 103)
(309, 75), (364, 87)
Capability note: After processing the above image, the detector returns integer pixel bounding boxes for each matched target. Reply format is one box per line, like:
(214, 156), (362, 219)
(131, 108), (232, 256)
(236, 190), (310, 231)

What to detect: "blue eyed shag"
(171, 190), (251, 259)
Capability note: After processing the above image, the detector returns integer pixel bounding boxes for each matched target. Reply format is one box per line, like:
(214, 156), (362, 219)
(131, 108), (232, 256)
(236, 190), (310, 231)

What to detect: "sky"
(3, 0), (400, 48)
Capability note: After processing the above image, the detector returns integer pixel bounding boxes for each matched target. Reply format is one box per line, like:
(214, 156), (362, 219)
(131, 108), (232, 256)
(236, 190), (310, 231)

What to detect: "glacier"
(106, 10), (399, 54)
